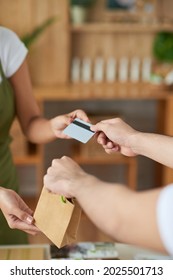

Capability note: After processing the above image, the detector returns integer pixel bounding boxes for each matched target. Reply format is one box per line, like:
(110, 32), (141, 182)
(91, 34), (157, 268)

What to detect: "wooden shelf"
(2, 0), (172, 206)
(0, 245), (49, 260)
(73, 154), (137, 191)
(73, 154), (136, 165)
(34, 83), (171, 102)
(70, 22), (173, 33)
(13, 155), (40, 165)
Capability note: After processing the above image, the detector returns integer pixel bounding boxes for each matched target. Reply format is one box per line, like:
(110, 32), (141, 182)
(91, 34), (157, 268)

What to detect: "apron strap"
(0, 59), (6, 80)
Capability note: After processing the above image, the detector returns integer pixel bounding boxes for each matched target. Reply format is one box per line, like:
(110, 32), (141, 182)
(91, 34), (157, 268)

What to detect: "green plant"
(70, 0), (96, 7)
(21, 16), (58, 48)
(153, 32), (173, 63)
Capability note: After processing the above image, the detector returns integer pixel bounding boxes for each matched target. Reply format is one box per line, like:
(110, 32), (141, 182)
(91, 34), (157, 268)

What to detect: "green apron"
(0, 61), (28, 244)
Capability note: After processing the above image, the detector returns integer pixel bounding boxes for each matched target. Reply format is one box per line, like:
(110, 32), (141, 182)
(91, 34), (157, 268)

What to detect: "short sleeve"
(157, 184), (173, 256)
(0, 26), (28, 78)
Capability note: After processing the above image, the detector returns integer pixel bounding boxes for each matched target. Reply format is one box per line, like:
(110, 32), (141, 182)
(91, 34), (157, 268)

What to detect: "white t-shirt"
(157, 184), (173, 255)
(0, 26), (28, 81)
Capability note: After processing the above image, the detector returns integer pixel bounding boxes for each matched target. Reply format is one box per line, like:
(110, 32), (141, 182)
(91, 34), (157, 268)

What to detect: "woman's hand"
(50, 109), (90, 139)
(0, 187), (40, 235)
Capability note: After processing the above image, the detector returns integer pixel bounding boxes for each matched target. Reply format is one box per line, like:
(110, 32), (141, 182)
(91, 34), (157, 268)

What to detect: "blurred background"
(1, 0), (173, 244)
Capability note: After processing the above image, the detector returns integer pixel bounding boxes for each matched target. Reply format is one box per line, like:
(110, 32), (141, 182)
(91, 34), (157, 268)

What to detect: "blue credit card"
(63, 118), (95, 143)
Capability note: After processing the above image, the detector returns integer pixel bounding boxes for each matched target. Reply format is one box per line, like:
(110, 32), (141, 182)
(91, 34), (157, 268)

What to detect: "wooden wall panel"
(29, 0), (70, 85)
(0, 0), (31, 35)
(0, 0), (70, 85)
(156, 0), (173, 21)
(72, 32), (155, 64)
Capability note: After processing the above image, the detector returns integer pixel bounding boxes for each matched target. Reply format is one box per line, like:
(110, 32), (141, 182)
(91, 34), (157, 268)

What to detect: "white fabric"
(157, 184), (173, 255)
(0, 26), (28, 79)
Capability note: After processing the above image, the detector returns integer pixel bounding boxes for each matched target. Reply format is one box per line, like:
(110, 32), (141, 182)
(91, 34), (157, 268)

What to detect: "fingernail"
(26, 216), (33, 224)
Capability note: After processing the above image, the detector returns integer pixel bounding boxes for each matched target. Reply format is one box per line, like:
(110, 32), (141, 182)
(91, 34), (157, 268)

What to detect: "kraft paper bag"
(34, 187), (81, 248)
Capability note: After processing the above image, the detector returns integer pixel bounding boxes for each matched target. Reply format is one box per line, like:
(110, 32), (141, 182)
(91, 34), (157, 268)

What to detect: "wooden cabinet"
(1, 0), (173, 245)
(10, 119), (43, 196)
(2, 0), (173, 198)
(33, 84), (173, 190)
(160, 97), (173, 185)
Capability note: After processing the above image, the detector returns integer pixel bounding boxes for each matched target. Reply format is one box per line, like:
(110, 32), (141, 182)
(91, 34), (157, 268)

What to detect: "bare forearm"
(26, 117), (55, 144)
(74, 176), (165, 253)
(44, 156), (166, 253)
(130, 132), (173, 168)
